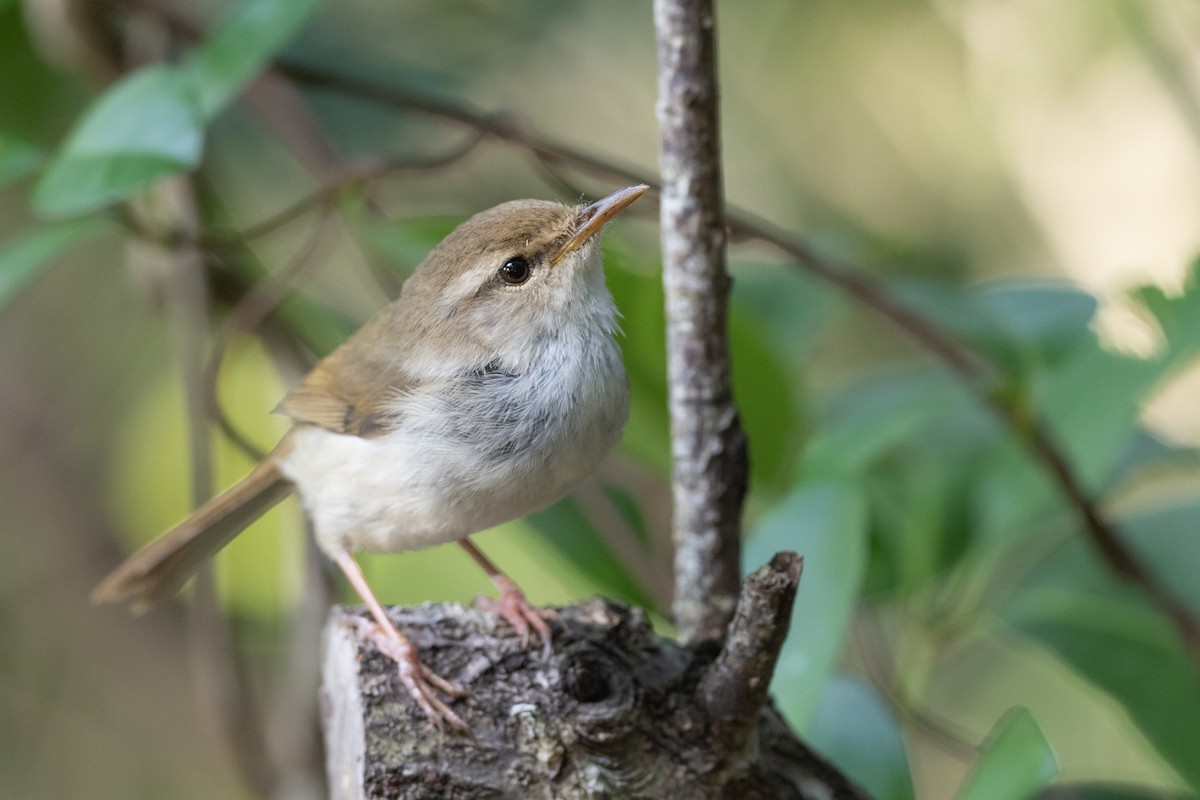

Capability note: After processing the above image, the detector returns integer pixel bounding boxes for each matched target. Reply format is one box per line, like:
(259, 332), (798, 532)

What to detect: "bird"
(93, 184), (649, 730)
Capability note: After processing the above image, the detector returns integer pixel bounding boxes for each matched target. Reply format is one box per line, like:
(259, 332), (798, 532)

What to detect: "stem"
(654, 0), (748, 647)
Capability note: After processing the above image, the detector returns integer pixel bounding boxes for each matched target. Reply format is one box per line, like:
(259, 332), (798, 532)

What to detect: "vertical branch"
(654, 0), (748, 646)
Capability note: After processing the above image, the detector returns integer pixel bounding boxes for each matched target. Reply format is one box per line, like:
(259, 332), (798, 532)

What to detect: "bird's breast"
(280, 331), (628, 555)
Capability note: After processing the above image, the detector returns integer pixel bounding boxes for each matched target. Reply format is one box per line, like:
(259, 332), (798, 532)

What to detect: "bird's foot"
(349, 617), (468, 732)
(474, 574), (560, 656)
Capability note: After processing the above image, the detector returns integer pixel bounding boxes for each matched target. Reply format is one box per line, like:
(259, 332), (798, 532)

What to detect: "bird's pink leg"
(333, 550), (466, 731)
(459, 537), (559, 655)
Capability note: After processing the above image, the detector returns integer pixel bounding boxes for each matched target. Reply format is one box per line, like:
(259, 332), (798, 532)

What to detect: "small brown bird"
(93, 184), (649, 729)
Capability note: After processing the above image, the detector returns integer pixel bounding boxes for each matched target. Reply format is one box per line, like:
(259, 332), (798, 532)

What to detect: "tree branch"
(653, 0), (748, 648)
(700, 552), (803, 754)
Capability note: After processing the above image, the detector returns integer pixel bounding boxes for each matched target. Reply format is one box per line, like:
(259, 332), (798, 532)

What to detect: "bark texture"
(655, 0), (748, 648)
(321, 553), (866, 800)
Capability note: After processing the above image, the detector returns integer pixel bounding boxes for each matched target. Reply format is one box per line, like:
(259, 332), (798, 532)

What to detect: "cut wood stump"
(320, 552), (867, 799)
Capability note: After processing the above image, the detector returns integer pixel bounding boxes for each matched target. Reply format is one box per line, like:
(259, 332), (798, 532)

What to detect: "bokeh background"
(2, 1), (1199, 798)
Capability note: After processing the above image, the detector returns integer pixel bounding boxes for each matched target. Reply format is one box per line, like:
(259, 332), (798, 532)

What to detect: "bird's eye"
(498, 256), (531, 285)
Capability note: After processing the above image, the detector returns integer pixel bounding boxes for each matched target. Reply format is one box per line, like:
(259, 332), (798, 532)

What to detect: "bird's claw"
(349, 617), (468, 732)
(474, 575), (559, 656)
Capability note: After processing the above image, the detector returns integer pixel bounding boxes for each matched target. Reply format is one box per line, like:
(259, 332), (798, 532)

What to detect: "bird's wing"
(276, 337), (409, 439)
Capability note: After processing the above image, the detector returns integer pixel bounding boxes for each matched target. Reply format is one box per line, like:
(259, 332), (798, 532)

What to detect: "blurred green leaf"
(745, 481), (867, 727)
(0, 217), (113, 307)
(33, 0), (322, 216)
(958, 707), (1058, 800)
(1040, 261), (1200, 490)
(1002, 535), (1200, 789)
(730, 259), (838, 374)
(729, 299), (802, 490)
(350, 211), (458, 276)
(866, 436), (973, 594)
(973, 283), (1098, 358)
(1041, 783), (1190, 800)
(606, 255), (671, 473)
(893, 280), (1097, 379)
(526, 496), (655, 611)
(1136, 261), (1200, 369)
(185, 0), (323, 118)
(0, 128), (43, 188)
(968, 263), (1200, 549)
(968, 439), (1057, 549)
(1105, 429), (1200, 494)
(803, 368), (998, 595)
(33, 66), (203, 216)
(808, 675), (915, 800)
(601, 483), (650, 546)
(801, 370), (966, 480)
(1122, 501), (1200, 616)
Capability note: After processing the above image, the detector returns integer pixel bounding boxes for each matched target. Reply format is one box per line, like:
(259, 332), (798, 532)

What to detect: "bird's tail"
(92, 441), (294, 611)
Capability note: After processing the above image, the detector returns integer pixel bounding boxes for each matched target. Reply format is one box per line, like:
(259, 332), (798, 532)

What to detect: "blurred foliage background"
(2, 0), (1200, 798)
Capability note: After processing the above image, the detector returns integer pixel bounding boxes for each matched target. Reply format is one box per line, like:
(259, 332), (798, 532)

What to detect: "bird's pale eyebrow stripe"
(447, 265), (486, 300)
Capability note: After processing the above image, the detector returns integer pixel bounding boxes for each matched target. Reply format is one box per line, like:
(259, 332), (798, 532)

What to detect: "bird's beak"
(551, 184), (649, 266)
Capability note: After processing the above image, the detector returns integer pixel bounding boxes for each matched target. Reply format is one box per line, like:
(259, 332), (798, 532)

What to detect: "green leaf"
(1001, 538), (1200, 789)
(525, 497), (656, 611)
(601, 483), (650, 546)
(729, 298), (803, 490)
(348, 208), (458, 276)
(958, 707), (1058, 800)
(968, 263), (1200, 547)
(730, 258), (838, 374)
(0, 128), (43, 188)
(808, 676), (915, 800)
(605, 252), (671, 473)
(1038, 784), (1189, 800)
(33, 66), (203, 216)
(33, 0), (322, 216)
(1136, 261), (1200, 371)
(1039, 260), (1200, 491)
(892, 279), (1097, 377)
(973, 282), (1098, 358)
(184, 0), (324, 118)
(1122, 500), (1200, 616)
(1105, 429), (1200, 495)
(801, 370), (966, 480)
(745, 482), (867, 727)
(0, 217), (113, 306)
(801, 368), (999, 595)
(865, 434), (975, 594)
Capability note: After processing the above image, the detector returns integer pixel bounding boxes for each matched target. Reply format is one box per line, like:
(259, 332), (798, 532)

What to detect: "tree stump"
(320, 553), (866, 799)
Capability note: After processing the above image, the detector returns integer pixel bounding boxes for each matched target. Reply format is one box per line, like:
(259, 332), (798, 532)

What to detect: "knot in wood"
(560, 644), (637, 742)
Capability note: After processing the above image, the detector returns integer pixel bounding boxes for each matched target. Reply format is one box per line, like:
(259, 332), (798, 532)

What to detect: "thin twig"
(1020, 422), (1200, 663)
(225, 139), (487, 246)
(850, 613), (979, 761)
(113, 138), (486, 252)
